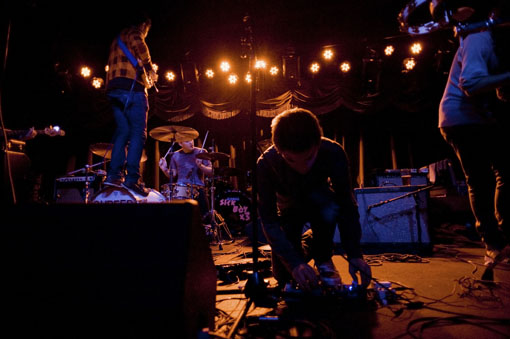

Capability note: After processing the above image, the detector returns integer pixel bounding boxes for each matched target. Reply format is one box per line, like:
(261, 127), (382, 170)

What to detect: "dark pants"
(441, 124), (509, 251)
(271, 187), (339, 286)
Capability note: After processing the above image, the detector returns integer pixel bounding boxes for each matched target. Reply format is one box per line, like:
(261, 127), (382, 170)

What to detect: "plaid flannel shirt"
(106, 25), (153, 89)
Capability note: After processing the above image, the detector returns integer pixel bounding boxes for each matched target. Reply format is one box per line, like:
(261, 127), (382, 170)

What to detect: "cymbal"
(258, 138), (273, 152)
(149, 125), (199, 142)
(90, 143), (113, 158)
(215, 167), (242, 177)
(196, 151), (230, 162)
(89, 143), (147, 162)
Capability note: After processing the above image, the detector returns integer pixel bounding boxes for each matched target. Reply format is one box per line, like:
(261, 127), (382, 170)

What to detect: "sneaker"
(123, 181), (149, 197)
(316, 260), (342, 288)
(103, 178), (123, 187)
(484, 245), (510, 266)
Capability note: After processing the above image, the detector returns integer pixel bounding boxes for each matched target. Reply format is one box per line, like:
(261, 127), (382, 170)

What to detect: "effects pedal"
(282, 281), (368, 300)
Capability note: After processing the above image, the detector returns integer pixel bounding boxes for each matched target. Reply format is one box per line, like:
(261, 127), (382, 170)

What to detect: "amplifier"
(334, 185), (431, 251)
(56, 175), (96, 183)
(6, 139), (26, 153)
(375, 168), (428, 187)
(54, 175), (102, 203)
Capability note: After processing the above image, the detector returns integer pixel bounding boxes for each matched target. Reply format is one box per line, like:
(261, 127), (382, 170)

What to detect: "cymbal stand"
(162, 140), (176, 194)
(208, 167), (233, 250)
(66, 160), (108, 204)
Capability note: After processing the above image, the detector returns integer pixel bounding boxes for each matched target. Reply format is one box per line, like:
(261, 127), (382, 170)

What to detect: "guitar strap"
(117, 36), (141, 72)
(116, 36), (141, 110)
(117, 35), (157, 93)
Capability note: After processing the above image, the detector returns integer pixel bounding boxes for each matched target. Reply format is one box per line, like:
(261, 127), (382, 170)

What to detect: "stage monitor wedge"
(2, 201), (216, 339)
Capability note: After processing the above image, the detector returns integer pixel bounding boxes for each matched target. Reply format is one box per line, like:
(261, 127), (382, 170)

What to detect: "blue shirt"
(169, 147), (210, 187)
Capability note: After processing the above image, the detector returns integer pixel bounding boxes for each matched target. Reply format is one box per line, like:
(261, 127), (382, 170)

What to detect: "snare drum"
(161, 183), (200, 201)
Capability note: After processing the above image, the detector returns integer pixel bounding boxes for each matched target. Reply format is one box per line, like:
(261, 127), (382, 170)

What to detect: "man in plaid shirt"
(104, 14), (157, 196)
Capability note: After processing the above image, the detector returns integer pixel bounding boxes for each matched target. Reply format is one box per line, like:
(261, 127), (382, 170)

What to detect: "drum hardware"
(196, 151), (230, 163)
(64, 160), (109, 204)
(149, 125), (199, 143)
(204, 164), (234, 250)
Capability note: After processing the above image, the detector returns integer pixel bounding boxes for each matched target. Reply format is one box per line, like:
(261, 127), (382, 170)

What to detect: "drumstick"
(201, 130), (209, 152)
(163, 141), (176, 159)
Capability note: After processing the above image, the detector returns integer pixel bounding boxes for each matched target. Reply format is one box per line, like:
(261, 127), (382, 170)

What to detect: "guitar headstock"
(43, 126), (65, 137)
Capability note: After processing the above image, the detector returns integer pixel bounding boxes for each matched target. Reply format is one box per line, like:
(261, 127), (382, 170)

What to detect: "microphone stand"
(226, 13), (274, 339)
(367, 184), (434, 249)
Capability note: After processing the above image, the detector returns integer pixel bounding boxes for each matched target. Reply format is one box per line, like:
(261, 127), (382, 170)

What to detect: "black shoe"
(123, 182), (149, 197)
(104, 178), (123, 187)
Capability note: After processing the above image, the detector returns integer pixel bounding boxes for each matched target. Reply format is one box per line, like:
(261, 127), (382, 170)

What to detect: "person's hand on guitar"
(22, 127), (38, 140)
(43, 126), (65, 137)
(140, 62), (159, 90)
(148, 68), (158, 85)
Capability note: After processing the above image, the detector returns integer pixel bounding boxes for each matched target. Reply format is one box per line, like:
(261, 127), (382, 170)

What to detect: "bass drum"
(91, 185), (166, 203)
(215, 190), (252, 236)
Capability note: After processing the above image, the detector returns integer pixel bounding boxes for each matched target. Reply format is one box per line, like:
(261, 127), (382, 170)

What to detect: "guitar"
(2, 125), (65, 140)
(38, 126), (66, 137)
(139, 62), (159, 91)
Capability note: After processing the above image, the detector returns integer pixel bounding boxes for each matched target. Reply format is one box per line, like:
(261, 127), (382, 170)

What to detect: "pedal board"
(282, 282), (368, 300)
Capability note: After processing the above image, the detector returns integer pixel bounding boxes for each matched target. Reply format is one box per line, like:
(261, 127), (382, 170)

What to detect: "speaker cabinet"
(335, 185), (431, 252)
(1, 150), (32, 203)
(2, 202), (216, 338)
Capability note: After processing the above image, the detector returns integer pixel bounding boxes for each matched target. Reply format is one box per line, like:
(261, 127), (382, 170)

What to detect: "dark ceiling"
(3, 0), (414, 70)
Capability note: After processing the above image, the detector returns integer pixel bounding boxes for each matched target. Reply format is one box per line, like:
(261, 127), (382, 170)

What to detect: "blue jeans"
(107, 89), (148, 184)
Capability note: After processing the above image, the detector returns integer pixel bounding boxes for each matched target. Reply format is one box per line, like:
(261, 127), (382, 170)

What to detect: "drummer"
(159, 138), (212, 216)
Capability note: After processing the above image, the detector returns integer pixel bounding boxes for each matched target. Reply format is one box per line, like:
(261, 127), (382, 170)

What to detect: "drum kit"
(150, 125), (252, 247)
(60, 125), (251, 246)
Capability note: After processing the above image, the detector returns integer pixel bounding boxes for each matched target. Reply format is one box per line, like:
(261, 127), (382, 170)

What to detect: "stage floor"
(211, 221), (510, 339)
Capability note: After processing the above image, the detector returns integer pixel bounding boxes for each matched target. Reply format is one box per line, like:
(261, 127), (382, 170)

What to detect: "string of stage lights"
(77, 40), (429, 90)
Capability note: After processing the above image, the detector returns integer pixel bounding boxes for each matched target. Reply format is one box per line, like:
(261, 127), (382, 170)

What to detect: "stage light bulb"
(410, 43), (422, 55)
(80, 66), (91, 78)
(403, 57), (416, 70)
(310, 62), (320, 73)
(165, 71), (176, 81)
(205, 69), (214, 78)
(340, 62), (351, 73)
(255, 60), (266, 69)
(245, 73), (252, 83)
(384, 45), (395, 56)
(220, 61), (231, 72)
(323, 49), (333, 60)
(91, 77), (103, 88)
(228, 74), (238, 84)
(269, 66), (279, 75)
